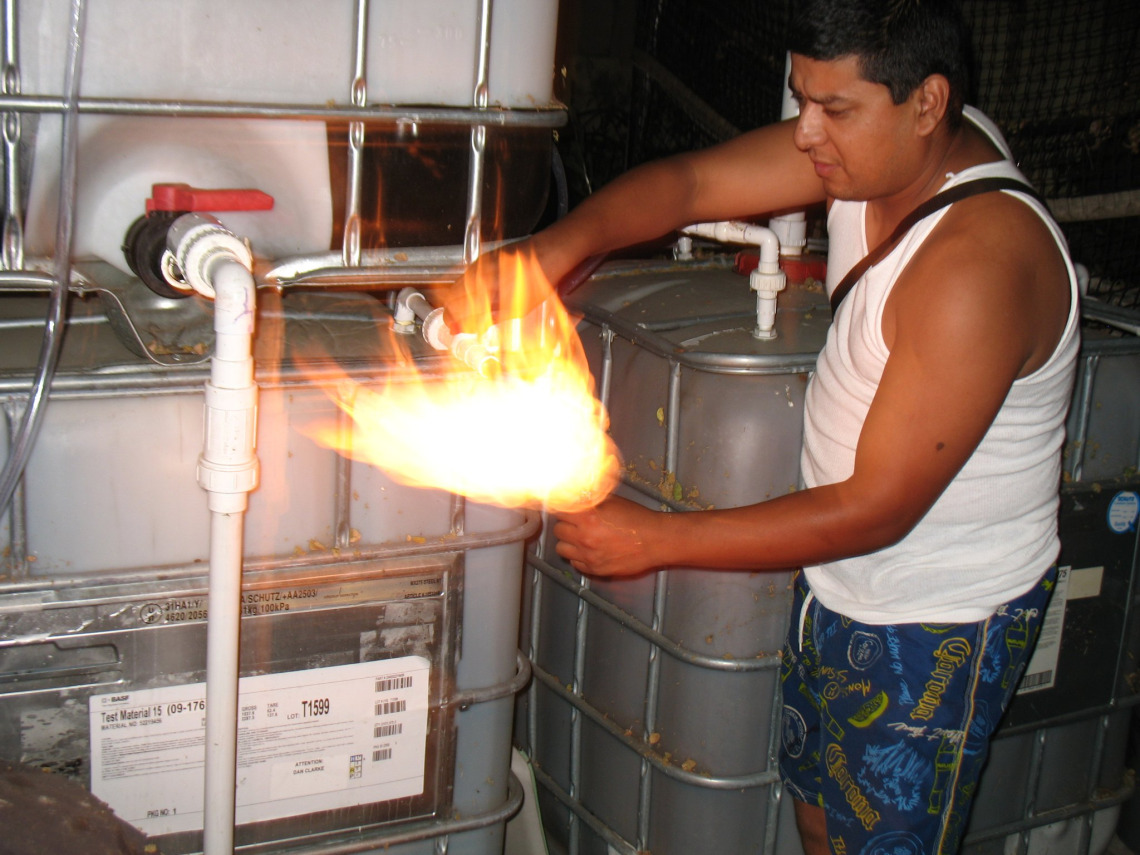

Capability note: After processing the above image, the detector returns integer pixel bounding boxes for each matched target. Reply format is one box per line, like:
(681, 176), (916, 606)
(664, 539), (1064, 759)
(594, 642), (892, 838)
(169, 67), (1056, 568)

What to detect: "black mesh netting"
(967, 1), (1140, 312)
(568, 0), (1139, 311)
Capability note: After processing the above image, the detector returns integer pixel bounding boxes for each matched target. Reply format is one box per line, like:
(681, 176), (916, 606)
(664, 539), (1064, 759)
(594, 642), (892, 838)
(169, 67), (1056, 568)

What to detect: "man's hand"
(553, 496), (664, 577)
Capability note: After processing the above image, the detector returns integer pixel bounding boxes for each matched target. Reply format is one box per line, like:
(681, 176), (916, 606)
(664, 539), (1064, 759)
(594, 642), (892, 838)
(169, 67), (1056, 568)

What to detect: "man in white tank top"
(446, 1), (1078, 852)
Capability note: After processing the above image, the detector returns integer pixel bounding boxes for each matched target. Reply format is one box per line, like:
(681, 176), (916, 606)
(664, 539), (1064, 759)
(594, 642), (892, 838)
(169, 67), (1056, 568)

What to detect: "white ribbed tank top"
(800, 107), (1080, 624)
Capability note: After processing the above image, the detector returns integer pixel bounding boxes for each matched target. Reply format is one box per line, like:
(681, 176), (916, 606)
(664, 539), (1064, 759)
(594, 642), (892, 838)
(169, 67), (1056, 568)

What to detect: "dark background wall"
(552, 0), (1140, 312)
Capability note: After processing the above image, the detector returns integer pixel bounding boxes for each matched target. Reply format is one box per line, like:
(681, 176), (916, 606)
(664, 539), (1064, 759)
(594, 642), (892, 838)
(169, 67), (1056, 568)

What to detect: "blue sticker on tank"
(1107, 491), (1139, 534)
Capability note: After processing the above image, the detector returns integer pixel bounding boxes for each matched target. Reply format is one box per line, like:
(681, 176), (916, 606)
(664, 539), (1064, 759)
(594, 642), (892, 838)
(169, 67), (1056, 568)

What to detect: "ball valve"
(122, 183), (273, 298)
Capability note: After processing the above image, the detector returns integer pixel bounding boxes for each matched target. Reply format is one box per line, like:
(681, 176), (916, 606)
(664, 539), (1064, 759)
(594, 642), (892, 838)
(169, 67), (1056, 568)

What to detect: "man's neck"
(868, 122), (1003, 239)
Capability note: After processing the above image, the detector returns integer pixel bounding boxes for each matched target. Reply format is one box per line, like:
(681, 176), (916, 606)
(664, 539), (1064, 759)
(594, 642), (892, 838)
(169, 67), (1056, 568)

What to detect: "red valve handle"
(145, 183), (275, 214)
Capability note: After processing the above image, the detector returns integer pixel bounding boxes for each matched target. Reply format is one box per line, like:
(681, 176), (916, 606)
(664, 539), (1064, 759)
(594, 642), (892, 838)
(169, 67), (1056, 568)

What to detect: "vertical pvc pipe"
(562, 324), (615, 855)
(568, 575), (588, 855)
(524, 525), (544, 765)
(203, 511), (244, 854)
(1075, 714), (1111, 855)
(199, 258), (258, 855)
(167, 216), (259, 855)
(338, 0), (366, 543)
(1, 399), (27, 577)
(1011, 727), (1049, 855)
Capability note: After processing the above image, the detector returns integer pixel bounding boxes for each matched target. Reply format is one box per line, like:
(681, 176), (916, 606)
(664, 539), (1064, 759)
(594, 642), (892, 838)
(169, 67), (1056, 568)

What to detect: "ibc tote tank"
(517, 256), (1140, 855)
(520, 258), (828, 855)
(0, 290), (534, 855)
(0, 0), (563, 852)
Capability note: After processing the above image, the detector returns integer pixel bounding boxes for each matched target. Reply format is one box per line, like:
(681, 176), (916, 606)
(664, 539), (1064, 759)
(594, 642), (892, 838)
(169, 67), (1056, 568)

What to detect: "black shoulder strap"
(829, 177), (1048, 316)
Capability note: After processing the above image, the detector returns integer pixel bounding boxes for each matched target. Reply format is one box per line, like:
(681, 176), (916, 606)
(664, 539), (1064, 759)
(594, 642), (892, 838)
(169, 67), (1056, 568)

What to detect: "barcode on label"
(374, 722), (403, 738)
(375, 699), (407, 716)
(373, 748), (393, 762)
(376, 676), (414, 693)
(1020, 670), (1053, 691)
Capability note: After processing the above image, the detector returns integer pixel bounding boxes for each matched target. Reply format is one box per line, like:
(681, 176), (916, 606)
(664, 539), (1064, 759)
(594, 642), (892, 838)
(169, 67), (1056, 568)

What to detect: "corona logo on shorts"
(825, 744), (882, 831)
(910, 637), (971, 721)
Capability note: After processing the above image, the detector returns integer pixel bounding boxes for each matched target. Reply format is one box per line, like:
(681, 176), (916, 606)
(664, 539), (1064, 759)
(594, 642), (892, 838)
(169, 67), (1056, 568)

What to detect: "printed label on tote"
(1017, 565), (1069, 694)
(89, 657), (430, 836)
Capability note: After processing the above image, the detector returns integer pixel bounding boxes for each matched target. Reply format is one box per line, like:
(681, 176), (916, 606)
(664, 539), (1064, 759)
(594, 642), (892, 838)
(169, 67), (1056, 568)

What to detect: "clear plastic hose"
(0, 0), (84, 515)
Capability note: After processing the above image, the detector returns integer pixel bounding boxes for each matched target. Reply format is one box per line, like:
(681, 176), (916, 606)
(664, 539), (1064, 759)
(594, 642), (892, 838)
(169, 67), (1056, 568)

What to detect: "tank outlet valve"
(124, 183), (272, 299)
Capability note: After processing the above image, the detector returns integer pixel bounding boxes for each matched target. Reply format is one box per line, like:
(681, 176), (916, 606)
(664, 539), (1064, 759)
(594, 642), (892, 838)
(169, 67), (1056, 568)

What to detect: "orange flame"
(303, 248), (620, 513)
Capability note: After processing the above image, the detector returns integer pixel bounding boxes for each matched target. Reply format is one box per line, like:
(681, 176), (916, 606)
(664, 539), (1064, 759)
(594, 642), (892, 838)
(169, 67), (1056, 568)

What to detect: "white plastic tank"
(19, 0), (561, 271)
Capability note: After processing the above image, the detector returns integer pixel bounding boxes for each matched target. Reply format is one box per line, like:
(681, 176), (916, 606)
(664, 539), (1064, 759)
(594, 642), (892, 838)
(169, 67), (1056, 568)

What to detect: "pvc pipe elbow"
(742, 226), (782, 273)
(210, 261), (257, 337)
(394, 286), (436, 334)
(681, 221), (781, 271)
(393, 287), (420, 331)
(1074, 262), (1090, 297)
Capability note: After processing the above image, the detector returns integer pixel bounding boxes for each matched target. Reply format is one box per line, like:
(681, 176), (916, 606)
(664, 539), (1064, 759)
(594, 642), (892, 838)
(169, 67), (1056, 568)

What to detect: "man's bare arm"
(444, 119), (825, 323)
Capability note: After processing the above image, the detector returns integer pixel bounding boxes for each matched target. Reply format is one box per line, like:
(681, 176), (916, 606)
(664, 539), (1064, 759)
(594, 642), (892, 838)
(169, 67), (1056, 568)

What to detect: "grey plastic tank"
(517, 259), (824, 855)
(517, 258), (1140, 855)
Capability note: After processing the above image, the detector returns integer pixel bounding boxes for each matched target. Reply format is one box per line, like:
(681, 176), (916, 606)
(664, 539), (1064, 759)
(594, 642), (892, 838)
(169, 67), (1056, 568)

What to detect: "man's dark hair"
(788, 0), (974, 129)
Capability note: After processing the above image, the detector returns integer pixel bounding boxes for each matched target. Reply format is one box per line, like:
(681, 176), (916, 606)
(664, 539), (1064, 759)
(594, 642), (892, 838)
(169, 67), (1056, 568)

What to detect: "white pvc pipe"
(394, 286), (500, 376)
(680, 220), (781, 271)
(393, 285), (434, 332)
(679, 221), (787, 338)
(165, 216), (259, 855)
(201, 257), (258, 855)
(769, 210), (807, 257)
(204, 511), (244, 854)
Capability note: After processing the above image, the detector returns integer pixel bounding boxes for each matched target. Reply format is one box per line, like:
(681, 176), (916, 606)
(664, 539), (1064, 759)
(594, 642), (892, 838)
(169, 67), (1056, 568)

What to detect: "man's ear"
(914, 74), (950, 136)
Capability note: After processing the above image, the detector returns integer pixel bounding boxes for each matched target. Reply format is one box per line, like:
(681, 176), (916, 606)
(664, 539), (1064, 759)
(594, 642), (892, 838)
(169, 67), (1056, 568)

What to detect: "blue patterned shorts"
(779, 567), (1055, 855)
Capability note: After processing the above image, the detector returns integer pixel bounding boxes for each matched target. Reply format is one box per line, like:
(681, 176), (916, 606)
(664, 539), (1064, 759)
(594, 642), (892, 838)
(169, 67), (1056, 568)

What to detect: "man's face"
(788, 54), (923, 202)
